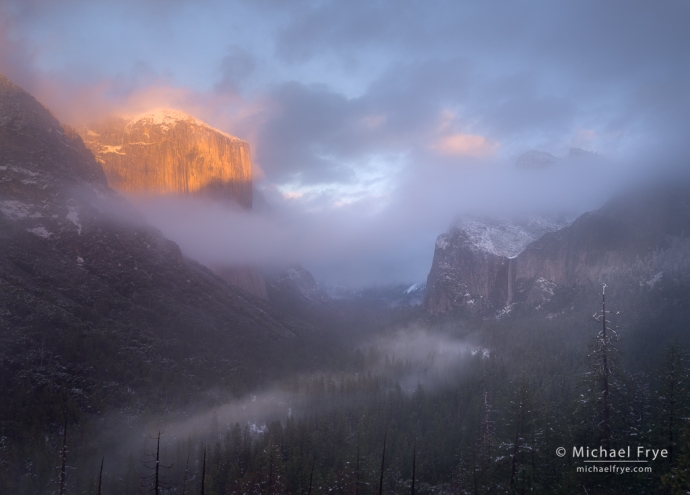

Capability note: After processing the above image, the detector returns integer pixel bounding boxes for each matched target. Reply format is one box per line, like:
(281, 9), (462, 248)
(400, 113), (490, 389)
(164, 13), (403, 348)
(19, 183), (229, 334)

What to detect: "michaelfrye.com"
(556, 445), (667, 475)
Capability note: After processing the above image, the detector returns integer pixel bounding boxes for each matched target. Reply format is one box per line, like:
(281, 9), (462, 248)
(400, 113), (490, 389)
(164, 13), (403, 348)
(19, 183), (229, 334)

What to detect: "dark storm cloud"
(215, 45), (256, 94)
(268, 0), (690, 156)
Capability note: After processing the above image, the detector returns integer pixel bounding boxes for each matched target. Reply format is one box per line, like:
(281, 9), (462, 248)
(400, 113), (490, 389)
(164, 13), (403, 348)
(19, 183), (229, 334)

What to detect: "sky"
(2, 0), (689, 286)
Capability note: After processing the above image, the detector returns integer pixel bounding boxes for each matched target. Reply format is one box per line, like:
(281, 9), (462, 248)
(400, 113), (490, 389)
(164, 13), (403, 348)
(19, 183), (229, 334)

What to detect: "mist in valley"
(71, 326), (483, 490)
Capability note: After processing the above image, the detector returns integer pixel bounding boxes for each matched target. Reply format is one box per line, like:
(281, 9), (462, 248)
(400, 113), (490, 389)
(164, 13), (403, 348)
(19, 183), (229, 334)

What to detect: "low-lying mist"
(90, 327), (483, 479)
(130, 151), (650, 288)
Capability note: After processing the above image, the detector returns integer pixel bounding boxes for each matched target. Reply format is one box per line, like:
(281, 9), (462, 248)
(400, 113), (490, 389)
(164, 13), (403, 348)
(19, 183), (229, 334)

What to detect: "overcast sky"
(2, 0), (689, 286)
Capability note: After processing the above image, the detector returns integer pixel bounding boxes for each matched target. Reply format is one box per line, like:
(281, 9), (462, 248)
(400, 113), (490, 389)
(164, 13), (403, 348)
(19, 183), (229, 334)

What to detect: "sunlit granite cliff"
(79, 109), (268, 297)
(80, 109), (252, 208)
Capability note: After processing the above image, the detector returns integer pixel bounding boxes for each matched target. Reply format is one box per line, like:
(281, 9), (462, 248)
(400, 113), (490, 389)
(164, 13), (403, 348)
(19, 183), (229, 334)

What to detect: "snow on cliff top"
(451, 214), (574, 258)
(125, 108), (243, 141)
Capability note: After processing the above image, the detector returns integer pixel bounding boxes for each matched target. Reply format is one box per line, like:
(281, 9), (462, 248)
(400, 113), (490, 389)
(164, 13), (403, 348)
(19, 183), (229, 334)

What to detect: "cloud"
(215, 44), (256, 95)
(432, 133), (499, 158)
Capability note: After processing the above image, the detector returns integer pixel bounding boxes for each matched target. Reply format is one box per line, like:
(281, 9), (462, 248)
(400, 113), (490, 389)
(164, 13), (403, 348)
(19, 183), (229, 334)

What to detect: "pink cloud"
(432, 133), (499, 158)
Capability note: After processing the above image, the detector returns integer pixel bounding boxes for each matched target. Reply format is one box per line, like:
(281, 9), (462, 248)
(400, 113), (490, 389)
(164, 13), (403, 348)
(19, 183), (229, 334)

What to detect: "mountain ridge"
(424, 183), (690, 316)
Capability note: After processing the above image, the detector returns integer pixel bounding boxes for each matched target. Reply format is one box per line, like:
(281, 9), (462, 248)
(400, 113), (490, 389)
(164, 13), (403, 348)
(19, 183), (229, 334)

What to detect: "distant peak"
(568, 147), (597, 158)
(515, 150), (558, 170)
(125, 108), (242, 141)
(128, 108), (195, 126)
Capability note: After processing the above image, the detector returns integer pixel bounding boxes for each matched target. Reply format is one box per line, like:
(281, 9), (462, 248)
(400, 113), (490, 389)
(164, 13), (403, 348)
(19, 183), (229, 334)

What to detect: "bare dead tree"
(590, 283), (621, 449)
(98, 456), (104, 495)
(181, 452), (190, 495)
(200, 447), (206, 495)
(378, 429), (387, 495)
(410, 440), (416, 495)
(267, 440), (273, 494)
(59, 416), (67, 495)
(307, 455), (315, 495)
(141, 431), (172, 495)
(600, 284), (611, 448)
(355, 439), (360, 495)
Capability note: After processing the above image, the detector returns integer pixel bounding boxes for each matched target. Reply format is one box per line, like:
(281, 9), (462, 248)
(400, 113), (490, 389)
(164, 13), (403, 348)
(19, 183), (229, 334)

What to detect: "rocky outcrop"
(80, 109), (252, 208)
(424, 186), (690, 316)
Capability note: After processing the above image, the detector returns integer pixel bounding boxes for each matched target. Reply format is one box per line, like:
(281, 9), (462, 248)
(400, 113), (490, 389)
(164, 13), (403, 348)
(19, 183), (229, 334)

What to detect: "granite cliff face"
(80, 109), (252, 208)
(0, 73), (303, 426)
(513, 186), (690, 301)
(80, 109), (270, 298)
(424, 187), (690, 316)
(424, 216), (571, 315)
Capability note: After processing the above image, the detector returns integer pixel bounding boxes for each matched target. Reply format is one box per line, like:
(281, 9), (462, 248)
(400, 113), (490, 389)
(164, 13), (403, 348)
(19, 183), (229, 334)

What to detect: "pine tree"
(507, 377), (535, 492)
(577, 284), (625, 447)
(661, 425), (690, 494)
(656, 342), (689, 466)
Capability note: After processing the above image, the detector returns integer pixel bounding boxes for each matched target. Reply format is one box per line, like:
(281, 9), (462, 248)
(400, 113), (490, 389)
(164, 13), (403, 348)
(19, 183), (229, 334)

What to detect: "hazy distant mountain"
(568, 147), (597, 159)
(515, 147), (598, 170)
(515, 150), (558, 169)
(325, 282), (426, 308)
(265, 264), (331, 316)
(424, 184), (690, 316)
(0, 74), (304, 420)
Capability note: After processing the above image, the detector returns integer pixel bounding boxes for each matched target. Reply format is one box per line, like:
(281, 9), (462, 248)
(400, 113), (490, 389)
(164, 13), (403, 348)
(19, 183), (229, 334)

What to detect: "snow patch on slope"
(125, 108), (242, 142)
(405, 283), (421, 294)
(1, 200), (29, 220)
(67, 206), (82, 235)
(453, 215), (574, 258)
(435, 236), (450, 250)
(27, 226), (51, 238)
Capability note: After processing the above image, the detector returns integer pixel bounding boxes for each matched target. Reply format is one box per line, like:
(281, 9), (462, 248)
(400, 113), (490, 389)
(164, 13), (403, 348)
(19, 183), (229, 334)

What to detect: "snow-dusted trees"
(577, 285), (625, 447)
(506, 377), (536, 491)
